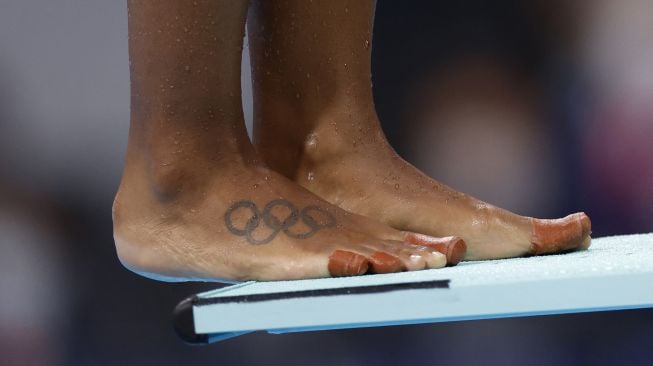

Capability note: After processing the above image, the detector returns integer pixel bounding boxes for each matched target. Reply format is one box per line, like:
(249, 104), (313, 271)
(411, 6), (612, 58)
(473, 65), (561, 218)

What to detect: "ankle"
(254, 103), (388, 178)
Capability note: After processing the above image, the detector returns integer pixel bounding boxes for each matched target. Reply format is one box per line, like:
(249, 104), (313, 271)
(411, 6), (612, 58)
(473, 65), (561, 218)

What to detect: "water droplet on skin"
(184, 65), (191, 72)
(306, 72), (311, 79)
(190, 209), (197, 213)
(295, 92), (301, 99)
(394, 184), (400, 190)
(306, 133), (318, 148)
(307, 172), (315, 181)
(364, 40), (370, 49)
(345, 7), (349, 13)
(253, 183), (259, 189)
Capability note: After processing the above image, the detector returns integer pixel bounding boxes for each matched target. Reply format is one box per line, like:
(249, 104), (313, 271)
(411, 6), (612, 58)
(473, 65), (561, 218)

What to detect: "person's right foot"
(113, 155), (449, 282)
(254, 108), (591, 261)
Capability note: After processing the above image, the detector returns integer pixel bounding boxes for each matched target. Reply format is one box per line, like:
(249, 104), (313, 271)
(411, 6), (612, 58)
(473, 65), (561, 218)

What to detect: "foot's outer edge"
(531, 212), (592, 255)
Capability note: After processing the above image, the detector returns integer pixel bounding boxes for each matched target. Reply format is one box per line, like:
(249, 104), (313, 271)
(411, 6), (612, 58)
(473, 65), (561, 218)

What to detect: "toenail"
(531, 213), (592, 255)
(368, 251), (404, 274)
(328, 250), (369, 277)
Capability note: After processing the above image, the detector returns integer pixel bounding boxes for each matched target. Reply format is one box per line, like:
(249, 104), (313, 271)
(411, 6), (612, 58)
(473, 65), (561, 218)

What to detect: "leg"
(114, 0), (447, 282)
(248, 0), (591, 260)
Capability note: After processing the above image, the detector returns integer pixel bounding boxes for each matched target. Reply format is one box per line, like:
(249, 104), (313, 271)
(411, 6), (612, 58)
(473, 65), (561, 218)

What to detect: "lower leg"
(248, 0), (384, 177)
(248, 0), (591, 260)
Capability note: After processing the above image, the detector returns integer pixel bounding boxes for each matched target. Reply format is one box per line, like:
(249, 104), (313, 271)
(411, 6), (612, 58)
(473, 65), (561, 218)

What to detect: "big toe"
(531, 212), (592, 255)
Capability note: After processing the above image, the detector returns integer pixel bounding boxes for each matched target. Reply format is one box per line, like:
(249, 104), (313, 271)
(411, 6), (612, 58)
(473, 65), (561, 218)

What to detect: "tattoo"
(224, 199), (336, 244)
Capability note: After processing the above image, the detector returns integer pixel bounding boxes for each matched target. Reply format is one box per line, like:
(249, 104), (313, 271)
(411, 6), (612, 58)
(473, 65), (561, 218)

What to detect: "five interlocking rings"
(224, 199), (337, 244)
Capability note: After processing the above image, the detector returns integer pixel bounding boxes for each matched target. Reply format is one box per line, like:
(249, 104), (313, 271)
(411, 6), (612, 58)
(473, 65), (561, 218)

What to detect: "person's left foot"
(254, 108), (591, 260)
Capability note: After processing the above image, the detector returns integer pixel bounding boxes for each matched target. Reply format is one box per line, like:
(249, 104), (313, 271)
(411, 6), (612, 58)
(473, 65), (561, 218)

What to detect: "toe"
(403, 232), (467, 266)
(328, 250), (369, 277)
(368, 251), (406, 273)
(531, 212), (592, 255)
(418, 247), (447, 269)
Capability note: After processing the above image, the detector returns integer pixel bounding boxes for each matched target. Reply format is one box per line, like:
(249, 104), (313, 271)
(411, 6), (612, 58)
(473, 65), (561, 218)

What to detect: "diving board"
(173, 233), (653, 344)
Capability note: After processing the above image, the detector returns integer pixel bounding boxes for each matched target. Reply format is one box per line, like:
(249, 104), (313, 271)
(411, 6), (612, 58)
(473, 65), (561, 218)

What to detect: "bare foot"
(116, 0), (451, 283)
(255, 109), (591, 260)
(113, 156), (450, 282)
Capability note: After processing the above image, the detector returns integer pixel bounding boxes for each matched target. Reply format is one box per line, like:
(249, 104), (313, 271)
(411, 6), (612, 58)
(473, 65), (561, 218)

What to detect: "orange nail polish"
(328, 250), (369, 277)
(531, 212), (592, 255)
(368, 251), (405, 274)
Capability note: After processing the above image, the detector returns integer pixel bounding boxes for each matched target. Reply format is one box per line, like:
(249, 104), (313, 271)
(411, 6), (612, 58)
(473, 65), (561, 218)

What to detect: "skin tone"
(248, 0), (591, 260)
(114, 0), (456, 283)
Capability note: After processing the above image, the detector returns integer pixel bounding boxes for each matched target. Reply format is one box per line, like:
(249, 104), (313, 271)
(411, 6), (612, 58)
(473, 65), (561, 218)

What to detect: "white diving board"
(173, 233), (653, 344)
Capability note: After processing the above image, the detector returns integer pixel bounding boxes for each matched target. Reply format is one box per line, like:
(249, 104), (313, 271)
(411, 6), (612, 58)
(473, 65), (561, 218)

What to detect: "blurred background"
(0, 0), (651, 365)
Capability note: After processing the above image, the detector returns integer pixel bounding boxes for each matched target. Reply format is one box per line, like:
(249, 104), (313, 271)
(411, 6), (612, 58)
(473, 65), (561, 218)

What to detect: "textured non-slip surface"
(188, 233), (653, 341)
(201, 233), (653, 295)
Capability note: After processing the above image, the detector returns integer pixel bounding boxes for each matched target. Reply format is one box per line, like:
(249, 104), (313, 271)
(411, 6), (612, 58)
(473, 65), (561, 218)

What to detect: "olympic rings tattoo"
(224, 199), (337, 244)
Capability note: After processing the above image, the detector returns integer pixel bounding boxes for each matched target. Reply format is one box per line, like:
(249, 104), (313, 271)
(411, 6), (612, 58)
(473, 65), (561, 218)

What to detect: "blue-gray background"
(1, 1), (651, 365)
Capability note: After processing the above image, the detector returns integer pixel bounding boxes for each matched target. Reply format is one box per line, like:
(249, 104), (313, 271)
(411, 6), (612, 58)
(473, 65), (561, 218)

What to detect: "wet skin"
(114, 0), (452, 283)
(248, 0), (591, 260)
